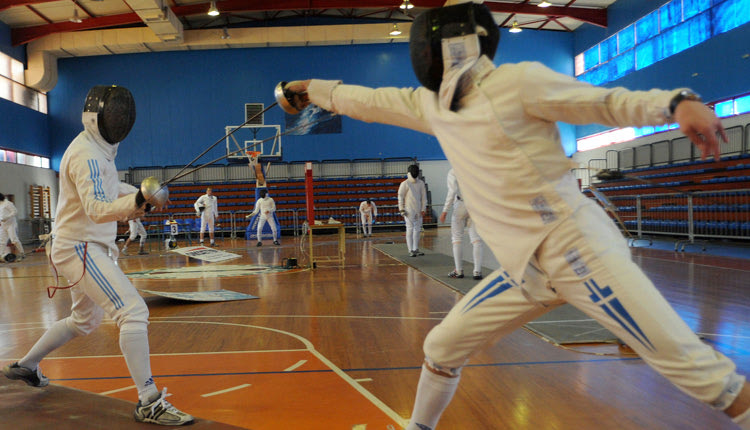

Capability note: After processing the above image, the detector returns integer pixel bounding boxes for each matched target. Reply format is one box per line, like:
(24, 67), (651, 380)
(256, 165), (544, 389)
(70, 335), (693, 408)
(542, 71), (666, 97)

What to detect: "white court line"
(526, 319), (597, 324)
(355, 378), (373, 382)
(284, 360), (307, 371)
(201, 383), (251, 398)
(0, 348), (309, 361)
(100, 385), (136, 395)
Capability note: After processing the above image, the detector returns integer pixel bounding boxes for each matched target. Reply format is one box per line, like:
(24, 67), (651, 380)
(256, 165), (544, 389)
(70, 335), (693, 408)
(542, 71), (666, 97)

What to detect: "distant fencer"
(0, 193), (24, 262)
(281, 1), (750, 429)
(359, 199), (377, 238)
(121, 217), (147, 255)
(251, 189), (279, 246)
(1, 85), (193, 425)
(440, 169), (483, 280)
(194, 187), (218, 246)
(398, 164), (427, 257)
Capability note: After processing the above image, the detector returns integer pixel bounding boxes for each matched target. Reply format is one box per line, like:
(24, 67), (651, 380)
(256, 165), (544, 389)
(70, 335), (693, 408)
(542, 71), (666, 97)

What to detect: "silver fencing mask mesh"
(409, 2), (500, 92)
(83, 85), (136, 144)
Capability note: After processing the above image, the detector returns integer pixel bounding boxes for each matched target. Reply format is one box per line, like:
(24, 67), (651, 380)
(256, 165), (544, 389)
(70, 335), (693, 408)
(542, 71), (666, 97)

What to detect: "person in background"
(398, 164), (427, 257)
(359, 199), (378, 238)
(194, 187), (218, 247)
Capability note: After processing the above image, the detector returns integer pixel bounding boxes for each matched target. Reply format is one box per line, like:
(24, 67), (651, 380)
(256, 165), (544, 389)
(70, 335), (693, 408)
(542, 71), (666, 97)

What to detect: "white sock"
(406, 365), (461, 430)
(19, 318), (78, 370)
(734, 407), (750, 429)
(119, 330), (158, 403)
(452, 243), (462, 273)
(472, 241), (483, 274)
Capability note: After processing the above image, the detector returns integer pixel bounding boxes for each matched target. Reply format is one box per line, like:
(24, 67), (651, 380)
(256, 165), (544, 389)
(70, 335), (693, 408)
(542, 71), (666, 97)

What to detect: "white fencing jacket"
(307, 57), (681, 283)
(398, 173), (427, 218)
(194, 194), (218, 219)
(442, 169), (463, 213)
(54, 129), (141, 251)
(0, 200), (18, 224)
(359, 201), (378, 218)
(251, 196), (276, 219)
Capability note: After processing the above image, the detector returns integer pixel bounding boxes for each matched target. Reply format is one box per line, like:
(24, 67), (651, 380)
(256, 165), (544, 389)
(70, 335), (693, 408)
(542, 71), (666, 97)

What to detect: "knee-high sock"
(119, 329), (158, 403)
(452, 243), (462, 272)
(406, 227), (414, 251)
(472, 241), (483, 274)
(406, 365), (461, 430)
(18, 318), (77, 370)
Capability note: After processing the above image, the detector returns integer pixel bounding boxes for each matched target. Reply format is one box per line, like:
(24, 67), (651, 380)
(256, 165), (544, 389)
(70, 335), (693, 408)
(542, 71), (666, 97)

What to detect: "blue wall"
(0, 21), (48, 155)
(50, 28), (573, 170)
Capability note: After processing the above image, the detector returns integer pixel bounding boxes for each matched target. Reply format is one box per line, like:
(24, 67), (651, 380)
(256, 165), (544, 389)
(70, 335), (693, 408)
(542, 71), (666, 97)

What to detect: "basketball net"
(246, 150), (262, 167)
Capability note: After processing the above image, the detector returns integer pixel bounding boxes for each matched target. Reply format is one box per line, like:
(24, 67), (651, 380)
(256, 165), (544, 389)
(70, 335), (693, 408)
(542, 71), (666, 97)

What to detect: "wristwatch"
(669, 90), (702, 116)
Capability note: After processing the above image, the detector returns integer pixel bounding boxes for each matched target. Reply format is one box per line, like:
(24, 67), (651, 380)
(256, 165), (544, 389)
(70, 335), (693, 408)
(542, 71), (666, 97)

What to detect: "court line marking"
(201, 383), (251, 397)
(355, 378), (373, 382)
(100, 384), (136, 395)
(0, 348), (308, 360)
(284, 360), (307, 372)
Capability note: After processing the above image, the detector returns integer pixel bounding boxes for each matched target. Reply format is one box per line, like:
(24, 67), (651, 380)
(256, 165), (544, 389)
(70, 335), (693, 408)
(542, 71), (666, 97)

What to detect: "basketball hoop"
(246, 151), (262, 166)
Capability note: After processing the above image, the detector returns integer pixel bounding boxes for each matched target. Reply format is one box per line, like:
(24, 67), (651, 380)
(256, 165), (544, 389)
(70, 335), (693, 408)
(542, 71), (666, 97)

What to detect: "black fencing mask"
(409, 2), (500, 92)
(260, 189), (268, 198)
(83, 85), (136, 144)
(408, 164), (420, 179)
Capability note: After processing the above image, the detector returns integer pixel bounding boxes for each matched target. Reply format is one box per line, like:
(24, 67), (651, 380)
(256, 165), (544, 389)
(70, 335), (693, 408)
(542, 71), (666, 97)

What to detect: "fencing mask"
(407, 164), (420, 179)
(82, 85), (136, 144)
(409, 2), (499, 93)
(259, 189), (268, 198)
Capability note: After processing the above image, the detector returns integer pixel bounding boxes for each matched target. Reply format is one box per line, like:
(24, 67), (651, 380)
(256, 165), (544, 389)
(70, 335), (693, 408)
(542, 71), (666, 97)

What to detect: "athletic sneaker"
(210, 242), (216, 247)
(138, 250), (148, 255)
(134, 387), (194, 426)
(273, 240), (280, 246)
(414, 249), (425, 256)
(2, 362), (49, 387)
(473, 271), (483, 280)
(257, 241), (262, 247)
(121, 248), (128, 255)
(409, 251), (417, 257)
(449, 270), (464, 279)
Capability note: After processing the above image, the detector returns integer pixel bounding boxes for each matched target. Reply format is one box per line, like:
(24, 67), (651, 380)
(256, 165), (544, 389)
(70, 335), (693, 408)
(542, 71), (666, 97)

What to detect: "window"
(736, 95), (750, 115)
(635, 35), (663, 70)
(0, 51), (46, 114)
(636, 11), (659, 43)
(0, 147), (50, 169)
(714, 100), (735, 117)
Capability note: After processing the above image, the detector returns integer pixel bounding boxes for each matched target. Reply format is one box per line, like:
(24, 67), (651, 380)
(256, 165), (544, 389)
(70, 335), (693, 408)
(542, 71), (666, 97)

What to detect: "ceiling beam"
(11, 0), (607, 45)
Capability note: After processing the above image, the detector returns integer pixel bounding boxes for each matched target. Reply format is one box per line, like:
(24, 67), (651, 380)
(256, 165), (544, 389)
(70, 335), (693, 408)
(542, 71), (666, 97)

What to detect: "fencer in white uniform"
(284, 2), (750, 428)
(1, 85), (193, 426)
(121, 217), (147, 255)
(398, 164), (427, 257)
(359, 199), (377, 237)
(0, 193), (24, 261)
(194, 187), (218, 246)
(251, 189), (279, 246)
(440, 169), (483, 280)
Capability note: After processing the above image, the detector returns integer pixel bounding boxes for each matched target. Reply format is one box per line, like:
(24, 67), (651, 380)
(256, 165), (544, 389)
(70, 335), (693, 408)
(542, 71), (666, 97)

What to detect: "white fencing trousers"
(450, 201), (482, 274)
(403, 213), (423, 251)
(200, 212), (215, 234)
(128, 222), (147, 244)
(423, 198), (743, 408)
(0, 218), (24, 256)
(50, 238), (149, 335)
(361, 213), (373, 236)
(257, 215), (278, 240)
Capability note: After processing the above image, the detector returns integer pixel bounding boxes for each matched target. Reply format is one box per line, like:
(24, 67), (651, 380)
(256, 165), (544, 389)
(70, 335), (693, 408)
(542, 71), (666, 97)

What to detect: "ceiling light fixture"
(538, 1), (552, 7)
(399, 0), (414, 10)
(207, 1), (220, 17)
(389, 24), (402, 36)
(509, 21), (522, 33)
(69, 8), (83, 23)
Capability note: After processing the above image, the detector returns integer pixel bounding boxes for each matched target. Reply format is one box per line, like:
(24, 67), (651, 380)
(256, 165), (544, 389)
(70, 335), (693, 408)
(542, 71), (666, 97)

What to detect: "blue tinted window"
(714, 100), (735, 117)
(683, 0), (711, 20)
(662, 21), (691, 57)
(713, 0), (750, 36)
(688, 13), (711, 48)
(655, 124), (670, 132)
(636, 11), (659, 42)
(736, 94), (750, 114)
(669, 123), (680, 130)
(600, 36), (618, 61)
(618, 25), (635, 52)
(584, 46), (600, 70)
(636, 35), (663, 70)
(609, 50), (634, 81)
(583, 64), (608, 86)
(660, 0), (682, 30)
(635, 126), (655, 137)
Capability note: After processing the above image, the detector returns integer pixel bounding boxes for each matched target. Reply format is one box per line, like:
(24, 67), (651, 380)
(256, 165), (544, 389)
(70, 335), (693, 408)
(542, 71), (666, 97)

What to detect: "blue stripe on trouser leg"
(461, 270), (516, 314)
(74, 244), (124, 309)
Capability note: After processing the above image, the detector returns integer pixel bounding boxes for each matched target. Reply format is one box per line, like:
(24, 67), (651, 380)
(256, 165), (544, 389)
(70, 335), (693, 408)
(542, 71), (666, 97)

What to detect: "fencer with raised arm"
(194, 187), (218, 246)
(121, 217), (147, 255)
(1, 85), (193, 426)
(398, 164), (427, 257)
(359, 199), (377, 237)
(0, 193), (24, 261)
(281, 2), (750, 429)
(440, 169), (483, 280)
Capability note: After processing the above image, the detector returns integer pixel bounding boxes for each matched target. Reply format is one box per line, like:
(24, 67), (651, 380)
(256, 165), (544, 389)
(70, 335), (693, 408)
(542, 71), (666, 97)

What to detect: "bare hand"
(439, 212), (447, 223)
(674, 100), (728, 160)
(286, 80), (312, 110)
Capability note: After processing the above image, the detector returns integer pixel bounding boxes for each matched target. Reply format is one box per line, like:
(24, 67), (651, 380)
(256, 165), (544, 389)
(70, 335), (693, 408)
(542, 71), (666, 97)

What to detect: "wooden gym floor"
(0, 227), (748, 429)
